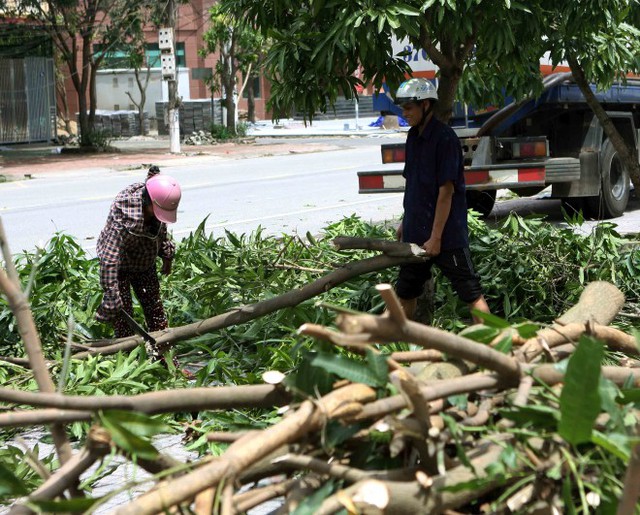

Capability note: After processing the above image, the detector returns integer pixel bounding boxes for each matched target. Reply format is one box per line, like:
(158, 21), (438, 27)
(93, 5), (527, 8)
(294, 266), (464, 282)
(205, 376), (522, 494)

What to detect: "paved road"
(0, 137), (405, 255)
(2, 138), (639, 260)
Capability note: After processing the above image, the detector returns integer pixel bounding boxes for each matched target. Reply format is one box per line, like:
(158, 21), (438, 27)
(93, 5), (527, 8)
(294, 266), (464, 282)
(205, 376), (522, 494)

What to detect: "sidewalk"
(0, 116), (404, 181)
(247, 115), (395, 136)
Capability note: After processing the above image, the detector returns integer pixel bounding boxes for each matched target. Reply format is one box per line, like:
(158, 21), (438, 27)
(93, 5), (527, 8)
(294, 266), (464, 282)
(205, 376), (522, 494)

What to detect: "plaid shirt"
(96, 182), (175, 319)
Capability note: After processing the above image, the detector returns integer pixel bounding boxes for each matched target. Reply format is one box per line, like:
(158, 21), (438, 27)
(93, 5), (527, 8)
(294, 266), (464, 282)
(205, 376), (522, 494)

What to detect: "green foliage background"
(1, 212), (639, 366)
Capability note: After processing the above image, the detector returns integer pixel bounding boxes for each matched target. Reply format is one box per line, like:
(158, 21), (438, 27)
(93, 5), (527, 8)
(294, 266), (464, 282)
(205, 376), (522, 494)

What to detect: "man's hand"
(422, 236), (442, 257)
(161, 257), (172, 275)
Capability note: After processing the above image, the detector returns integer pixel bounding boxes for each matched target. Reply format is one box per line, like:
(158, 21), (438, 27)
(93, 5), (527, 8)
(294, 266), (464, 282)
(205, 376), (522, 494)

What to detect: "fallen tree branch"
(233, 477), (297, 514)
(354, 373), (505, 422)
(9, 427), (111, 514)
(530, 364), (640, 386)
(115, 383), (376, 515)
(517, 281), (626, 361)
(298, 323), (404, 371)
(73, 254), (426, 359)
(618, 423), (640, 515)
(0, 250), (74, 468)
(0, 384), (291, 427)
(333, 236), (427, 257)
(519, 321), (640, 362)
(333, 299), (522, 384)
(390, 349), (444, 363)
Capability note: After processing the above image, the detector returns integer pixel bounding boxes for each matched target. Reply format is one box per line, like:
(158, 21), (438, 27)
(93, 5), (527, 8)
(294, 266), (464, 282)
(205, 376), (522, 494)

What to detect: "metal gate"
(0, 57), (56, 144)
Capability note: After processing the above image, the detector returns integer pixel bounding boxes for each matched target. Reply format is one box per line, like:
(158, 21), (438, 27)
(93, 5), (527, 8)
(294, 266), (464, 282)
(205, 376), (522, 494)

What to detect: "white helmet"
(394, 78), (438, 105)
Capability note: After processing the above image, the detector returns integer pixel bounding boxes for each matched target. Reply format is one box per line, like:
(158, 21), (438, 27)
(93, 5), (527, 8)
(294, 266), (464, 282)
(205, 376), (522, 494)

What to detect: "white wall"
(95, 68), (191, 116)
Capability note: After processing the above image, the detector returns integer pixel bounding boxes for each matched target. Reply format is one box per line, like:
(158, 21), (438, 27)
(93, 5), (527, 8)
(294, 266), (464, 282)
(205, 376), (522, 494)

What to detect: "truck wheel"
(585, 139), (630, 218)
(466, 190), (496, 217)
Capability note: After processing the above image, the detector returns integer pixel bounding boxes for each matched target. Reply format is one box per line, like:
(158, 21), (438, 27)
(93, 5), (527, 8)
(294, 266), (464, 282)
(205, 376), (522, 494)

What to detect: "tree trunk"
(568, 56), (640, 191)
(54, 55), (73, 136)
(417, 30), (471, 125)
(247, 75), (256, 123)
(78, 36), (93, 146)
(133, 66), (151, 136)
(221, 31), (237, 133)
(226, 86), (236, 130)
(77, 94), (90, 147)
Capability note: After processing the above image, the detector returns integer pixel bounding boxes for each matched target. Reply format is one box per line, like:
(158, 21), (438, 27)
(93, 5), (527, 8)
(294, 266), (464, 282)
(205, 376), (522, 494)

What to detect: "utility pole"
(159, 0), (180, 153)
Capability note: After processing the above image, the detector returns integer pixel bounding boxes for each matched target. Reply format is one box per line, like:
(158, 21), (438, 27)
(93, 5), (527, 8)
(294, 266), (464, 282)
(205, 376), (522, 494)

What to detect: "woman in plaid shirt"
(96, 166), (182, 350)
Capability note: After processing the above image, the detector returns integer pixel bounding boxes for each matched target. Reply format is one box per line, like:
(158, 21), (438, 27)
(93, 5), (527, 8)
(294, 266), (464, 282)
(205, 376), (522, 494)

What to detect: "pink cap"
(146, 174), (181, 223)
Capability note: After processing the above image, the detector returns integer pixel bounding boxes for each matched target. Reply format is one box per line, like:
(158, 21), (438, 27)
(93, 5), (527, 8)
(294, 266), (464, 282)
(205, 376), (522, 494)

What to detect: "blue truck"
(359, 73), (639, 218)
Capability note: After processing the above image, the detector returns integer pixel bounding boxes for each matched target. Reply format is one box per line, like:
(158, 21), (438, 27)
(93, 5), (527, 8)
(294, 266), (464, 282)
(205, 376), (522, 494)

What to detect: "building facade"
(61, 0), (270, 130)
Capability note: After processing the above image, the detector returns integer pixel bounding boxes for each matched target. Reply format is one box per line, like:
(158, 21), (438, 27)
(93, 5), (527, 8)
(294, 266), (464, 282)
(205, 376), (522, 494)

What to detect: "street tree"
(6, 0), (150, 147)
(544, 0), (640, 191)
(122, 12), (154, 136)
(218, 0), (548, 123)
(202, 3), (266, 133)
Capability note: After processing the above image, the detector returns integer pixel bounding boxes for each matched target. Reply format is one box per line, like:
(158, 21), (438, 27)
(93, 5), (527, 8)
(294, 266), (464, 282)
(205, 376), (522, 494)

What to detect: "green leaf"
(558, 336), (604, 445)
(459, 324), (500, 344)
(494, 334), (513, 354)
(512, 322), (539, 339)
(591, 431), (631, 463)
(323, 420), (366, 449)
(224, 230), (242, 248)
(291, 480), (336, 515)
(28, 497), (103, 513)
(305, 231), (317, 245)
(562, 474), (577, 515)
(616, 388), (640, 404)
(285, 350), (335, 397)
(365, 347), (389, 387)
(99, 411), (159, 460)
(311, 351), (386, 387)
(499, 404), (558, 429)
(98, 410), (170, 437)
(469, 310), (511, 329)
(0, 463), (28, 497)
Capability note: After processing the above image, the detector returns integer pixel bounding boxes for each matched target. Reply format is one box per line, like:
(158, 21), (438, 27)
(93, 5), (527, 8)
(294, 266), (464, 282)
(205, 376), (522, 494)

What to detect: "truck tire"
(466, 190), (496, 217)
(585, 139), (630, 219)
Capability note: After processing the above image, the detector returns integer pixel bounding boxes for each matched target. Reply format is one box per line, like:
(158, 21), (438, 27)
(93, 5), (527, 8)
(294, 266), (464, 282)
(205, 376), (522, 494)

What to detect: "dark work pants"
(112, 266), (168, 339)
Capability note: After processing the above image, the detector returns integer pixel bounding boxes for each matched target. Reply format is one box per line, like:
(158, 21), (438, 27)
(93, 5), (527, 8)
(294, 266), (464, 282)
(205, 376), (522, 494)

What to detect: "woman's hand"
(161, 257), (172, 275)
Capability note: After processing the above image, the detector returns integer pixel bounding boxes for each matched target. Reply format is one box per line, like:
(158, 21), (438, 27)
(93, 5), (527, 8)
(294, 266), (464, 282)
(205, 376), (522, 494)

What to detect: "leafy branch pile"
(0, 214), (639, 513)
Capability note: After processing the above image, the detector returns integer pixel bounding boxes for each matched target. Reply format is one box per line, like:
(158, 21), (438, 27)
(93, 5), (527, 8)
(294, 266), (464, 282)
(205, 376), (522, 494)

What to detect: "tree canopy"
(220, 0), (640, 129)
(202, 3), (265, 131)
(2, 0), (154, 146)
(219, 0), (550, 122)
(542, 0), (640, 189)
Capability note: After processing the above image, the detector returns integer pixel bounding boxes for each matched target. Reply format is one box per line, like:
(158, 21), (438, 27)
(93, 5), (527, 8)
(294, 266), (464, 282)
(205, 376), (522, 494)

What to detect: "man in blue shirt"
(394, 78), (490, 323)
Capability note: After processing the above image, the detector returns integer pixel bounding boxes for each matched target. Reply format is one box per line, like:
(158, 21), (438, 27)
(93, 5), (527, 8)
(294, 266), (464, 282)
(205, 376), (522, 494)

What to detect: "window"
(94, 42), (186, 69)
(112, 77), (118, 88)
(128, 77), (134, 88)
(242, 76), (261, 99)
(145, 43), (186, 68)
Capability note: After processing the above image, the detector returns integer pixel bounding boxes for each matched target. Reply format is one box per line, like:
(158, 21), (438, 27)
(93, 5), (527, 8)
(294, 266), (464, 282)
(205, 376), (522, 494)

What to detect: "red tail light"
(496, 137), (549, 160)
(381, 144), (406, 163)
(512, 140), (548, 158)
